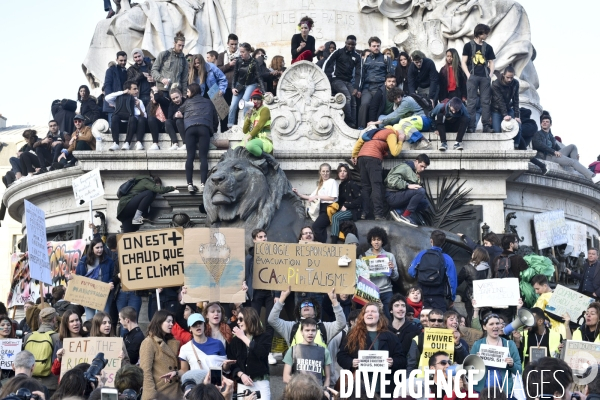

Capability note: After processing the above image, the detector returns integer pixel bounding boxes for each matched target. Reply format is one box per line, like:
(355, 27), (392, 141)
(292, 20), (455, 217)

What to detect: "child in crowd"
(406, 286), (423, 318)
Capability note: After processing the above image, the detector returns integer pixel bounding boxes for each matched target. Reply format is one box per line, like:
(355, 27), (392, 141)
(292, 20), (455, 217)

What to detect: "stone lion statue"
(204, 147), (471, 288)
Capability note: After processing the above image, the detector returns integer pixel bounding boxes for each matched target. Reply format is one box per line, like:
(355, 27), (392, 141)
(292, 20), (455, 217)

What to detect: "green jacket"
(384, 161), (420, 191)
(117, 176), (174, 217)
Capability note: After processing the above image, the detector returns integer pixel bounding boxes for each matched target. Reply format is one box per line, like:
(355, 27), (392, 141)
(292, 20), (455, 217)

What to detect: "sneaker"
(482, 126), (493, 133)
(390, 210), (402, 222)
(439, 142), (448, 151)
(109, 143), (120, 151)
(134, 142), (144, 150)
(374, 215), (386, 221)
(106, 10), (115, 18)
(397, 215), (417, 228)
(360, 213), (367, 220)
(188, 184), (196, 193)
(540, 165), (548, 175)
(121, 142), (130, 150)
(198, 183), (205, 193)
(592, 174), (600, 184)
(169, 143), (179, 150)
(466, 128), (474, 134)
(453, 142), (464, 150)
(131, 216), (144, 225)
(416, 139), (432, 150)
(179, 144), (186, 151)
(149, 143), (160, 150)
(268, 353), (277, 365)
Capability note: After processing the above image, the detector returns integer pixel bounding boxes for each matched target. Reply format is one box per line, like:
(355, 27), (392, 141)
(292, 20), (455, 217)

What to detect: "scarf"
(407, 298), (423, 318)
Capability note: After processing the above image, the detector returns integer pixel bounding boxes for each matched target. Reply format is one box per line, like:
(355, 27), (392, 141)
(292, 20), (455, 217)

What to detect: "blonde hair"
(189, 54), (207, 85)
(316, 163), (331, 191)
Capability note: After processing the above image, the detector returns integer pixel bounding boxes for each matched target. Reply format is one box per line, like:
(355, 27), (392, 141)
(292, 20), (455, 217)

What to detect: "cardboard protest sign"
(25, 200), (51, 285)
(566, 221), (588, 257)
(358, 350), (389, 372)
(183, 228), (246, 303)
(478, 344), (509, 368)
(209, 84), (230, 120)
(473, 278), (520, 308)
(422, 328), (455, 363)
(362, 255), (391, 276)
(533, 210), (568, 249)
(560, 340), (600, 374)
(65, 275), (111, 311)
(61, 337), (123, 387)
(48, 240), (86, 286)
(0, 339), (22, 369)
(353, 277), (380, 306)
(253, 242), (356, 294)
(118, 228), (185, 290)
(72, 168), (104, 206)
(546, 285), (594, 320)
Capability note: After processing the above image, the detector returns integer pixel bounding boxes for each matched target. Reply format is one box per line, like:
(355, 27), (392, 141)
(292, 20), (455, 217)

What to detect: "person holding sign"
(51, 310), (85, 376)
(363, 227), (399, 318)
(74, 238), (116, 321)
(338, 303), (404, 395)
(513, 307), (563, 367)
(227, 307), (274, 400)
(283, 318), (332, 386)
(470, 313), (521, 395)
(0, 314), (17, 383)
(89, 312), (130, 366)
(572, 302), (600, 343)
(140, 310), (183, 400)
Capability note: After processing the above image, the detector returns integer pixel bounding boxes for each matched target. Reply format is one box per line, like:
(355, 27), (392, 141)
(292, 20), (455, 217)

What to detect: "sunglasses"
(437, 360), (449, 366)
(301, 302), (314, 308)
(429, 318), (444, 323)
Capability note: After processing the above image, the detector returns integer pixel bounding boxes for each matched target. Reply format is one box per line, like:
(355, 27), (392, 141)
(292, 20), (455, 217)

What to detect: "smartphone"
(210, 368), (222, 386)
(100, 388), (119, 400)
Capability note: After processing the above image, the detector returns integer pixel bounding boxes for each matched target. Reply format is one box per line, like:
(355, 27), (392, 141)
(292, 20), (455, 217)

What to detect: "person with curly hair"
(363, 227), (399, 317)
(337, 303), (405, 396)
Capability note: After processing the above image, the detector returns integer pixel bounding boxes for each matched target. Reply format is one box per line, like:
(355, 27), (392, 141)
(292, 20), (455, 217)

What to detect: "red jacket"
(172, 322), (192, 345)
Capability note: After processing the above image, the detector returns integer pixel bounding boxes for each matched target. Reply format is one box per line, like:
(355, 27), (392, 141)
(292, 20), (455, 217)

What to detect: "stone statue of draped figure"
(360, 0), (541, 114)
(82, 0), (229, 89)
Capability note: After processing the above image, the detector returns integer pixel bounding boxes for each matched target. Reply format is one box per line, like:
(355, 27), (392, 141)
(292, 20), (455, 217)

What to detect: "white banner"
(358, 350), (389, 372)
(473, 278), (520, 308)
(72, 168), (104, 206)
(478, 344), (509, 368)
(25, 200), (51, 284)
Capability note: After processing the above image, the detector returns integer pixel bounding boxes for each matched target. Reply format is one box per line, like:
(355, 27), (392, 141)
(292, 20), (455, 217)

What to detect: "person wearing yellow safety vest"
(406, 309), (468, 377)
(267, 286), (346, 349)
(513, 307), (562, 367)
(241, 88), (272, 157)
(572, 303), (600, 343)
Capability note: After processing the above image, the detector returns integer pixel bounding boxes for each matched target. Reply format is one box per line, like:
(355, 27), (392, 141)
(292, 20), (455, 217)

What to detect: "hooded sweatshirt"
(316, 41), (336, 68)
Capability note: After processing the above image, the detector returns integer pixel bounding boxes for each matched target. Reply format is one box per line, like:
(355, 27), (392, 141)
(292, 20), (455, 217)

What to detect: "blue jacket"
(198, 63), (228, 97)
(471, 337), (522, 395)
(360, 52), (393, 91)
(408, 246), (457, 300)
(75, 255), (115, 284)
(103, 65), (128, 112)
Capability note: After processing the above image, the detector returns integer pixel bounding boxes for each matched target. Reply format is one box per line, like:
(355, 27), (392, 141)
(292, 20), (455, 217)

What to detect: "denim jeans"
(85, 296), (112, 321)
(492, 109), (522, 147)
(116, 290), (142, 316)
(227, 84), (257, 126)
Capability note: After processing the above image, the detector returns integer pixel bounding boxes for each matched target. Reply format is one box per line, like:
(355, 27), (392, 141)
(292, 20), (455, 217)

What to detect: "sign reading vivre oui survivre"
(117, 228), (184, 290)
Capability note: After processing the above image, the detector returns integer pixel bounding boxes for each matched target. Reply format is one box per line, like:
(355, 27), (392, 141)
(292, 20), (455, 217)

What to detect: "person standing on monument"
(291, 16), (318, 64)
(217, 34), (240, 131)
(358, 37), (393, 129)
(227, 43), (266, 128)
(322, 35), (362, 129)
(103, 51), (128, 125)
(407, 51), (439, 107)
(491, 66), (522, 149)
(127, 48), (154, 109)
(151, 32), (189, 99)
(461, 23), (496, 133)
(438, 49), (467, 102)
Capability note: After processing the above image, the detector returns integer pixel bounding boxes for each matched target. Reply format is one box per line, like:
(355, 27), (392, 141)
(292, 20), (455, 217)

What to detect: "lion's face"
(204, 157), (269, 223)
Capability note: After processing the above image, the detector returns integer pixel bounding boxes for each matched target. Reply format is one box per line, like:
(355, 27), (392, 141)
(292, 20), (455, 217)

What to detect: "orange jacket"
(352, 128), (404, 160)
(172, 322), (192, 345)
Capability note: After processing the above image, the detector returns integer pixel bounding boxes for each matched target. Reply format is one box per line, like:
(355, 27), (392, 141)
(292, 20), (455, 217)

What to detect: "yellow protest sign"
(420, 328), (455, 366)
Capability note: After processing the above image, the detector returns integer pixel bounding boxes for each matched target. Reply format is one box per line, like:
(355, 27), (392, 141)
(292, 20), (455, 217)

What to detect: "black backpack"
(495, 254), (515, 278)
(416, 248), (446, 287)
(289, 321), (328, 346)
(117, 178), (138, 199)
(408, 94), (433, 115)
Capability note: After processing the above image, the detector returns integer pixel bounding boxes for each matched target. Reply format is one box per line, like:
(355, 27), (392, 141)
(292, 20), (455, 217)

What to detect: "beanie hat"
(132, 48), (144, 58)
(250, 88), (263, 99)
(345, 233), (359, 245)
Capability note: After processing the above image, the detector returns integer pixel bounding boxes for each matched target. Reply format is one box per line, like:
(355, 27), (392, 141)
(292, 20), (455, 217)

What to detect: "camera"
(3, 388), (41, 400)
(181, 379), (196, 399)
(84, 352), (108, 384)
(121, 389), (140, 400)
(233, 389), (261, 399)
(572, 394), (581, 400)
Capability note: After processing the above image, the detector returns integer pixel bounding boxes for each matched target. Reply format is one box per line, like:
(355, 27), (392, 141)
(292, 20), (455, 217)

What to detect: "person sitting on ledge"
(532, 112), (595, 181)
(431, 97), (470, 151)
(56, 114), (95, 168)
(291, 16), (319, 64)
(367, 87), (424, 128)
(240, 89), (272, 157)
(166, 88), (186, 150)
(106, 80), (147, 151)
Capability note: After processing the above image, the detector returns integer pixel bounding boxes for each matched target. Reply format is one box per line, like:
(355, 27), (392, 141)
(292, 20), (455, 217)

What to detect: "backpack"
(289, 321), (328, 346)
(416, 249), (446, 287)
(468, 40), (489, 76)
(408, 94), (433, 115)
(361, 128), (386, 141)
(117, 178), (138, 199)
(495, 254), (515, 278)
(24, 330), (55, 377)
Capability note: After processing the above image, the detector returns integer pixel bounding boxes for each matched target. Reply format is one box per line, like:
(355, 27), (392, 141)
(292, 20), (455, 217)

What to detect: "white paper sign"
(358, 350), (389, 372)
(478, 344), (509, 368)
(546, 285), (594, 320)
(473, 278), (520, 308)
(25, 200), (51, 284)
(0, 339), (22, 370)
(72, 168), (104, 205)
(533, 210), (568, 249)
(566, 221), (588, 257)
(368, 257), (390, 276)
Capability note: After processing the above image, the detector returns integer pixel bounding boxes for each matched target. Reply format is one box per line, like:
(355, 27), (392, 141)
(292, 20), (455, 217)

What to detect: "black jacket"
(103, 64), (128, 112)
(389, 320), (421, 356)
(532, 129), (560, 159)
(80, 97), (100, 126)
(127, 57), (154, 98)
(113, 94), (137, 119)
(361, 52), (392, 91)
(322, 47), (362, 89)
(124, 326), (146, 364)
(226, 330), (274, 380)
(291, 34), (315, 60)
(233, 58), (265, 92)
(571, 261), (600, 296)
(491, 78), (520, 117)
(461, 234), (503, 262)
(337, 179), (362, 220)
(368, 85), (388, 123)
(178, 95), (219, 133)
(316, 41), (336, 69)
(54, 300), (85, 318)
(438, 65), (467, 100)
(520, 108), (537, 141)
(167, 99), (185, 121)
(407, 58), (439, 101)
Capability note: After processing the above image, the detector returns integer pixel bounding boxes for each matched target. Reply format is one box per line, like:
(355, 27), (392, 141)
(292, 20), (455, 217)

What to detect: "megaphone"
(447, 355), (486, 383)
(237, 99), (255, 124)
(503, 308), (535, 335)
